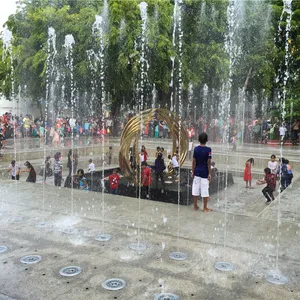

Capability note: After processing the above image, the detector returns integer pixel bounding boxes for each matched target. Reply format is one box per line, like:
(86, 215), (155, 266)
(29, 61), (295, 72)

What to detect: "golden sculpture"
(119, 108), (188, 184)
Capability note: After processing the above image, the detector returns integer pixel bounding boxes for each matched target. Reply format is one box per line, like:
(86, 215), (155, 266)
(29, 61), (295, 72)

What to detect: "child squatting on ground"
(192, 132), (212, 212)
(256, 167), (276, 204)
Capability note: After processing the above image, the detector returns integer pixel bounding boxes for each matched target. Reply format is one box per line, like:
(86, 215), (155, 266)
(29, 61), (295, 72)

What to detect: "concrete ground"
(0, 172), (299, 300)
(1, 137), (300, 299)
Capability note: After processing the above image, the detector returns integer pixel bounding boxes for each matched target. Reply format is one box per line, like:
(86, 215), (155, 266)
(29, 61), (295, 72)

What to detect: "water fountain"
(91, 14), (112, 243)
(214, 0), (241, 273)
(128, 1), (149, 253)
(265, 0), (293, 286)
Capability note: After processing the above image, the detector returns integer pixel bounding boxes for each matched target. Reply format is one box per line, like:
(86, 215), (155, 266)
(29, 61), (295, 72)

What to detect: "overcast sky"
(0, 0), (17, 29)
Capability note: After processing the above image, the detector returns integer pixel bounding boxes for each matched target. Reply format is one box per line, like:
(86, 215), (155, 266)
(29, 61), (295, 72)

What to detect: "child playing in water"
(141, 161), (152, 199)
(256, 167), (276, 204)
(104, 168), (120, 194)
(244, 158), (254, 188)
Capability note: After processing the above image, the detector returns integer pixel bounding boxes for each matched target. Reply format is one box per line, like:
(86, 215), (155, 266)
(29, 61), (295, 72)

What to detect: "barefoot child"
(244, 158), (254, 188)
(192, 132), (212, 212)
(256, 167), (276, 204)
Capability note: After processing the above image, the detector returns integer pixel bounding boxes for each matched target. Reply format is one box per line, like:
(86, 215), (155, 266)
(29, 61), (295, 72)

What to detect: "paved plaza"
(0, 138), (299, 299)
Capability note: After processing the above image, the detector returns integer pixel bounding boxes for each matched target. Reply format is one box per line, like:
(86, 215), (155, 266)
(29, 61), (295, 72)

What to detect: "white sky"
(0, 0), (17, 29)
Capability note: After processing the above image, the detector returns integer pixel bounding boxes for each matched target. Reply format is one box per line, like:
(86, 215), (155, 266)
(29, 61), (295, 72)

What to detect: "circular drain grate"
(128, 242), (148, 251)
(59, 266), (82, 277)
(102, 278), (126, 291)
(154, 293), (180, 300)
(169, 252), (188, 261)
(20, 255), (42, 264)
(265, 272), (288, 285)
(62, 228), (79, 235)
(35, 222), (52, 228)
(11, 216), (24, 223)
(95, 233), (112, 242)
(215, 262), (235, 272)
(0, 246), (9, 253)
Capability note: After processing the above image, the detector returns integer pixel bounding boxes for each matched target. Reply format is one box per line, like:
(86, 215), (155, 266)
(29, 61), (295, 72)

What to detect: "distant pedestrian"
(77, 169), (88, 190)
(21, 161), (36, 183)
(105, 169), (120, 194)
(7, 160), (20, 180)
(67, 150), (73, 176)
(141, 161), (152, 199)
(154, 152), (166, 193)
(53, 152), (62, 187)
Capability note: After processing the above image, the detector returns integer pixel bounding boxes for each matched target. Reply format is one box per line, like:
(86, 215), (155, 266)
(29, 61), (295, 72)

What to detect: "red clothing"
(141, 167), (152, 186)
(143, 150), (148, 161)
(265, 173), (276, 191)
(109, 174), (120, 189)
(243, 162), (252, 181)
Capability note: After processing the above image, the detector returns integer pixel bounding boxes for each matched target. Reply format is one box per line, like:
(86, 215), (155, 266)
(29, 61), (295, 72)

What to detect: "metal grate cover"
(35, 222), (52, 228)
(215, 261), (235, 272)
(20, 255), (42, 264)
(59, 266), (82, 277)
(128, 242), (148, 251)
(102, 278), (126, 291)
(95, 233), (112, 242)
(169, 252), (188, 261)
(11, 216), (24, 223)
(62, 228), (79, 235)
(265, 272), (288, 285)
(154, 293), (180, 300)
(0, 246), (9, 253)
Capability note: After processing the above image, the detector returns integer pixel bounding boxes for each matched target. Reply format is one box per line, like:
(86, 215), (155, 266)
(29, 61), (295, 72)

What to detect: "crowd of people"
(5, 129), (296, 212)
(1, 111), (300, 151)
(244, 154), (294, 205)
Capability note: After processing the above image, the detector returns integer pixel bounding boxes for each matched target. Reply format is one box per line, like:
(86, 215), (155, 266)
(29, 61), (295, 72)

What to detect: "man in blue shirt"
(192, 132), (212, 212)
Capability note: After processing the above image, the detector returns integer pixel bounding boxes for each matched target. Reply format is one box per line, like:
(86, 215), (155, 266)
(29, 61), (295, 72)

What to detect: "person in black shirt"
(154, 152), (166, 193)
(21, 161), (36, 183)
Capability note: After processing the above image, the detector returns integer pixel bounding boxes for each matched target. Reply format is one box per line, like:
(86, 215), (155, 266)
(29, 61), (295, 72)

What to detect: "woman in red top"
(244, 158), (254, 188)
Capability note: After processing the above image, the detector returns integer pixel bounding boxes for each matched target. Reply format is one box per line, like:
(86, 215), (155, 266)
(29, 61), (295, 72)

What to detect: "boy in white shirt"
(279, 123), (287, 145)
(88, 159), (95, 173)
(267, 154), (278, 175)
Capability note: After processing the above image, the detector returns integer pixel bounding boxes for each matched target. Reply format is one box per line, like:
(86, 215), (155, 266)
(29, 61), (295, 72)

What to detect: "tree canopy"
(0, 0), (300, 120)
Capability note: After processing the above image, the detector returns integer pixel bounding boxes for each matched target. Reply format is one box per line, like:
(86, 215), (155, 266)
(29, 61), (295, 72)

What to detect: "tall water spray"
(265, 0), (293, 286)
(45, 27), (57, 126)
(91, 14), (111, 241)
(214, 0), (245, 273)
(64, 34), (75, 215)
(128, 1), (149, 252)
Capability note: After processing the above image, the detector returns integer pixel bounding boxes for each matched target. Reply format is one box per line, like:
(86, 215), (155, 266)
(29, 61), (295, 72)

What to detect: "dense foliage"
(0, 0), (300, 119)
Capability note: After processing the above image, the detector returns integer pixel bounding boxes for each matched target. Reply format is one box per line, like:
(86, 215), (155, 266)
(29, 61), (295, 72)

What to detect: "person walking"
(192, 132), (212, 212)
(154, 152), (166, 193)
(7, 160), (20, 180)
(67, 150), (73, 176)
(141, 161), (152, 199)
(53, 152), (63, 187)
(21, 161), (36, 183)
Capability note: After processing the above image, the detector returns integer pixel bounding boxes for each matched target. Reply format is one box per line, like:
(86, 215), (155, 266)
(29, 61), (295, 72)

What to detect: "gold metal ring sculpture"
(119, 108), (188, 185)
